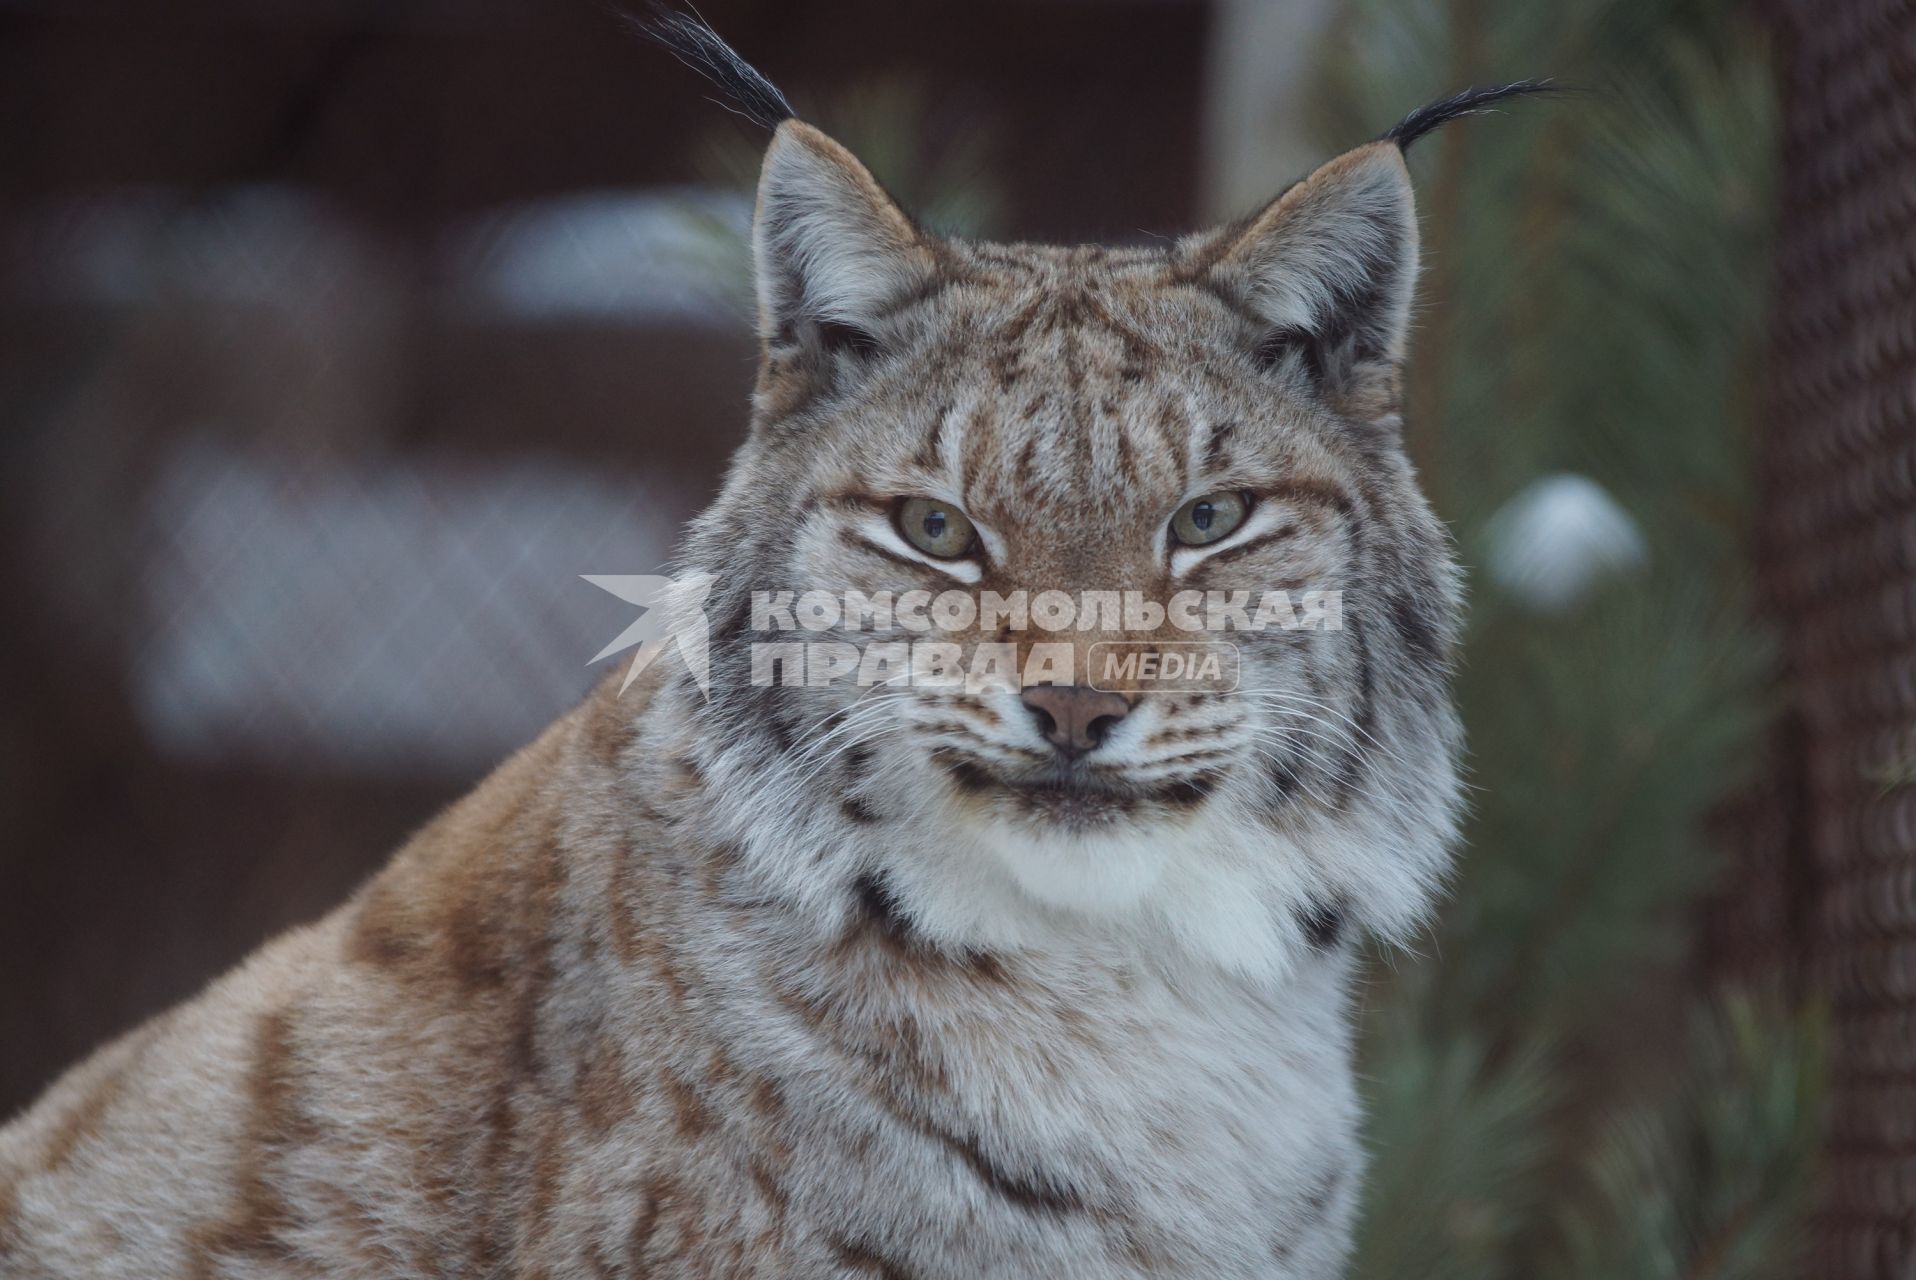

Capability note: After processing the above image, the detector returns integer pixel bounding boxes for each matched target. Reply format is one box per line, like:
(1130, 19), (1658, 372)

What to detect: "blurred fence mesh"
(0, 183), (758, 1114)
(1709, 0), (1916, 1272)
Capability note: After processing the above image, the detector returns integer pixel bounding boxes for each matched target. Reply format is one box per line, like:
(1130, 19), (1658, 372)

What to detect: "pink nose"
(1020, 685), (1132, 757)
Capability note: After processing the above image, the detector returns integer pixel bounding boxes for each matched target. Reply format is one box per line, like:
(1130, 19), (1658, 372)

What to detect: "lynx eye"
(1170, 491), (1251, 546)
(896, 497), (979, 559)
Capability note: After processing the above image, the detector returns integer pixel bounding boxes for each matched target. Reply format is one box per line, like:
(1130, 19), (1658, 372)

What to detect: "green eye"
(1170, 491), (1251, 546)
(897, 497), (979, 559)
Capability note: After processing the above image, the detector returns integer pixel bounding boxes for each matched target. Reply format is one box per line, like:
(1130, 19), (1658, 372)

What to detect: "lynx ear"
(753, 121), (937, 355)
(1200, 141), (1419, 409)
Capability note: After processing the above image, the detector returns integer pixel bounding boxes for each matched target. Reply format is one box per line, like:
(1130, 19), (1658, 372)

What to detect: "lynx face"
(667, 121), (1464, 981)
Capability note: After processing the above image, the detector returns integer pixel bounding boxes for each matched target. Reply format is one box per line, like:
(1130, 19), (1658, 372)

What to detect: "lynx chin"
(0, 18), (1548, 1278)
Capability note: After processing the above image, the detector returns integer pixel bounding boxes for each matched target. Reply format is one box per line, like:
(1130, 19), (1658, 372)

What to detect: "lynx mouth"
(932, 749), (1223, 825)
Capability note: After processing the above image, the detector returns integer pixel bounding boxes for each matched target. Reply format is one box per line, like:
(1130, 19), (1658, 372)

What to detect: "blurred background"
(1, 0), (1910, 1274)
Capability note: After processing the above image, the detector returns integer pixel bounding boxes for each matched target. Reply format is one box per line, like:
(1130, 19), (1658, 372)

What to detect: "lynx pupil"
(1171, 491), (1249, 546)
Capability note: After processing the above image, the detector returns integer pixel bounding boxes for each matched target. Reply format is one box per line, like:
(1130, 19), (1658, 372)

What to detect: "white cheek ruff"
(870, 788), (1334, 986)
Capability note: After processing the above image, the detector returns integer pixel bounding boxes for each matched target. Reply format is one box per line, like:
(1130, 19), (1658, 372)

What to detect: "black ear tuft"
(633, 5), (796, 131)
(1383, 80), (1562, 151)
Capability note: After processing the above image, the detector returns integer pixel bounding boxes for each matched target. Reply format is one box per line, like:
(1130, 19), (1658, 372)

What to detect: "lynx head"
(647, 16), (1546, 980)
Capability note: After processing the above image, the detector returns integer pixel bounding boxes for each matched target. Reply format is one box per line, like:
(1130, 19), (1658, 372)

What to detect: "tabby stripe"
(839, 789), (882, 824)
(36, 1033), (147, 1175)
(850, 534), (954, 576)
(774, 909), (1084, 1222)
(1269, 477), (1355, 515)
(583, 1241), (621, 1280)
(1193, 524), (1304, 570)
(918, 719), (986, 738)
(962, 404), (996, 497)
(0, 1176), (19, 1248)
(1014, 434), (1041, 502)
(828, 1231), (918, 1279)
(1269, 1163), (1345, 1263)
(768, 1016), (1089, 1223)
(867, 273), (958, 322)
(1149, 772), (1222, 808)
(968, 245), (1037, 272)
(1138, 748), (1235, 770)
(912, 404), (952, 471)
(663, 1071), (717, 1139)
(747, 1154), (789, 1218)
(1195, 278), (1278, 331)
(932, 749), (997, 794)
(1389, 588), (1445, 669)
(814, 493), (893, 518)
(1331, 612), (1378, 810)
(1201, 418), (1239, 472)
(1295, 898), (1348, 951)
(933, 1125), (1086, 1217)
(1267, 746), (1307, 807)
(1114, 422), (1141, 485)
(1078, 290), (1162, 363)
(852, 873), (916, 950)
(182, 1007), (319, 1272)
(1163, 396), (1196, 487)
(624, 1176), (672, 1270)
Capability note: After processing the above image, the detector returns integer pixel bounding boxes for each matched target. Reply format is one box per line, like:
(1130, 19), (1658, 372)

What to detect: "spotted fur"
(0, 39), (1530, 1276)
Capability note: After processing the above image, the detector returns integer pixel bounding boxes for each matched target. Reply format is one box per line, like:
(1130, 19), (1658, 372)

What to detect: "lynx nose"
(1020, 685), (1132, 757)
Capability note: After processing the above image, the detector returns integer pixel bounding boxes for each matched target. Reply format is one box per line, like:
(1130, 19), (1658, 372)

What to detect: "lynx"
(0, 19), (1544, 1278)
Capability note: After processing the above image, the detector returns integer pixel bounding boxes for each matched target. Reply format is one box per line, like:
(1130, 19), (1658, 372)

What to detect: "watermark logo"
(1088, 641), (1239, 693)
(586, 578), (1338, 695)
(745, 588), (1340, 636)
(583, 572), (714, 696)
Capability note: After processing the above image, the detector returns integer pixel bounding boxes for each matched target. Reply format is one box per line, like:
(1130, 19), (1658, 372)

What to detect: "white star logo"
(582, 571), (716, 697)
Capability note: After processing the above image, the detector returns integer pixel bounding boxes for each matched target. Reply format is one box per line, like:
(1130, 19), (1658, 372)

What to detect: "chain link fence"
(1710, 0), (1916, 1272)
